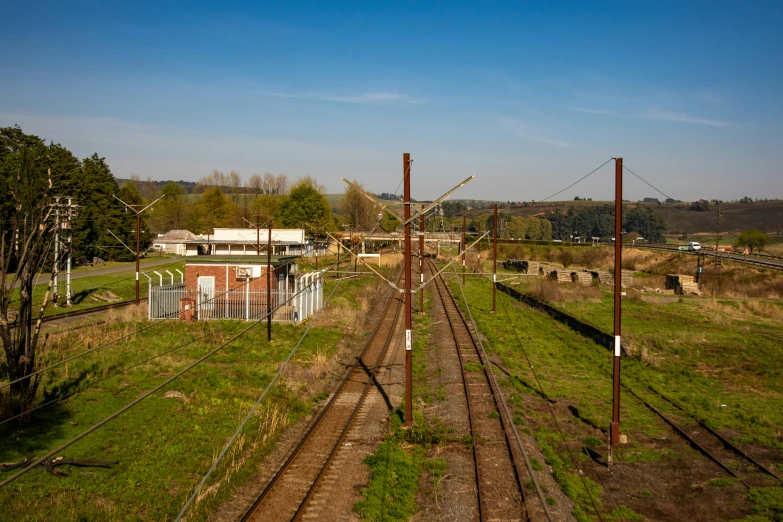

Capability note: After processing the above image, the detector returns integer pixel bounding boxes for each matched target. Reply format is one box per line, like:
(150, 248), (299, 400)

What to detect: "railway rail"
(629, 244), (783, 271)
(9, 298), (147, 330)
(240, 279), (402, 522)
(425, 257), (529, 521)
(495, 280), (783, 488)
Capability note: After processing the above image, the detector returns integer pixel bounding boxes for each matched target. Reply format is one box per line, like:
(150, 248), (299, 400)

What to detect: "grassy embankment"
(0, 268), (386, 521)
(355, 281), (456, 521)
(447, 264), (783, 521)
(7, 258), (186, 317)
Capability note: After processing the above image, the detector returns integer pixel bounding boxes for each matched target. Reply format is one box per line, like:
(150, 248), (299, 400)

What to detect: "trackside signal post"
(404, 153), (413, 425)
(492, 204), (498, 313)
(611, 157), (623, 451)
(419, 207), (425, 314)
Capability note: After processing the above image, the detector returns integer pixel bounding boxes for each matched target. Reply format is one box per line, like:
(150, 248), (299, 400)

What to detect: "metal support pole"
(53, 200), (60, 306)
(492, 203), (497, 313)
(462, 215), (466, 285)
(65, 200), (73, 306)
(404, 153), (413, 425)
(136, 211), (141, 304)
(256, 215), (261, 255)
(315, 230), (319, 270)
(419, 206), (424, 314)
(611, 157), (623, 449)
(267, 221), (273, 342)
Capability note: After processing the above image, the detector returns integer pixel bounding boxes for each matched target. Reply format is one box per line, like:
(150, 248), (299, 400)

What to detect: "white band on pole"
(614, 335), (621, 356)
(136, 272), (139, 281)
(406, 329), (412, 351)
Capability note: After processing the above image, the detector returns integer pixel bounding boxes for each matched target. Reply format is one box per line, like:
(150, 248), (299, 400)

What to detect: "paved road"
(30, 257), (183, 286)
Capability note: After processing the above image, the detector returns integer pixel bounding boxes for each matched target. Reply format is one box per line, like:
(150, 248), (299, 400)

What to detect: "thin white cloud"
(572, 107), (730, 128)
(572, 107), (622, 117)
(500, 116), (577, 149)
(266, 91), (420, 105)
(642, 110), (730, 128)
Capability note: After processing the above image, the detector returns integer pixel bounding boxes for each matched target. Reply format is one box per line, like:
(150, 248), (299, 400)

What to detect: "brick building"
(149, 256), (324, 322)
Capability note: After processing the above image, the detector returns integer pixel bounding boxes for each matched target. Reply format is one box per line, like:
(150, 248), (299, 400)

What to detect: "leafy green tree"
(278, 182), (332, 229)
(76, 155), (140, 262)
(735, 229), (771, 253)
(249, 194), (281, 222)
(192, 187), (236, 234)
(150, 182), (190, 233)
(341, 181), (381, 230)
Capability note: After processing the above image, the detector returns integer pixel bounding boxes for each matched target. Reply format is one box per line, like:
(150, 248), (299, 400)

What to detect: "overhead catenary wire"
(176, 216), (390, 519)
(448, 262), (555, 522)
(0, 263), (336, 489)
(1, 244), (317, 391)
(622, 164), (675, 203)
(174, 270), (348, 520)
(0, 228), (368, 488)
(538, 158), (614, 202)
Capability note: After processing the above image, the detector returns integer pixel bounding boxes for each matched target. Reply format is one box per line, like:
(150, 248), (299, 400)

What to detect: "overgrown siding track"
(240, 282), (402, 522)
(426, 258), (528, 522)
(496, 281), (783, 489)
(9, 298), (147, 330)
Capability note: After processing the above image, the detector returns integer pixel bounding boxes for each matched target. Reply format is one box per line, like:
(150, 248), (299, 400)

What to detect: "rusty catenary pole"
(136, 211), (141, 304)
(403, 153), (413, 425)
(462, 215), (466, 285)
(611, 158), (623, 448)
(419, 206), (425, 314)
(267, 221), (273, 342)
(492, 204), (498, 313)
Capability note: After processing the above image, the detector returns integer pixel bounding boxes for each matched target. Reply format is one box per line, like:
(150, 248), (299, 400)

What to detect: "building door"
(197, 276), (215, 316)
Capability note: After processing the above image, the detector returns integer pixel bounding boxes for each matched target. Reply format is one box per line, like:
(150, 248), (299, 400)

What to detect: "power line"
(174, 271), (350, 520)
(538, 158), (614, 202)
(622, 165), (675, 202)
(0, 262), (340, 489)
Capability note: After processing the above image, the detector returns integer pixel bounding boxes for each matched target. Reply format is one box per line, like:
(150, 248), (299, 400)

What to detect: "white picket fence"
(148, 271), (324, 323)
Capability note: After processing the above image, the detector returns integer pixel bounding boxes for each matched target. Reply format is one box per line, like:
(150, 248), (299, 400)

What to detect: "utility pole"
(404, 153), (413, 425)
(492, 203), (497, 313)
(65, 198), (76, 306)
(611, 157), (623, 455)
(241, 215), (270, 256)
(715, 205), (722, 296)
(113, 195), (164, 304)
(462, 215), (467, 285)
(52, 198), (60, 306)
(419, 205), (425, 314)
(267, 220), (273, 342)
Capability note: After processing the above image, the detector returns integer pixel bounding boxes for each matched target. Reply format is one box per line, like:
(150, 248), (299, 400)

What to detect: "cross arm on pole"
(106, 229), (136, 256)
(400, 175), (475, 227)
(340, 177), (403, 221)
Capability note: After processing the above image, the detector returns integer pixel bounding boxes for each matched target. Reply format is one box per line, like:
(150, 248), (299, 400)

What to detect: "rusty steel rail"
(497, 281), (783, 486)
(8, 298), (147, 330)
(427, 258), (529, 522)
(240, 280), (402, 522)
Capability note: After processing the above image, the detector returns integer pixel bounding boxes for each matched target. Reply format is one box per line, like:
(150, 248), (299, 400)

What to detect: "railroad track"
(624, 383), (782, 487)
(240, 280), (402, 522)
(425, 257), (528, 522)
(495, 281), (783, 488)
(629, 244), (783, 271)
(9, 298), (147, 330)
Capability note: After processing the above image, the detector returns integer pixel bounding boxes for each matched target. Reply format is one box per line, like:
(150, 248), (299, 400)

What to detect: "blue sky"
(2, 1), (782, 202)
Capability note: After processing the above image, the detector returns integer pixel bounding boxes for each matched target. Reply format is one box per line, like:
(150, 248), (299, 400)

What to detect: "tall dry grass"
(528, 278), (602, 303)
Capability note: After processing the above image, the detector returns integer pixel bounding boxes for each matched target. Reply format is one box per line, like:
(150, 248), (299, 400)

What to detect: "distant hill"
(117, 178), (199, 194)
(467, 200), (783, 235)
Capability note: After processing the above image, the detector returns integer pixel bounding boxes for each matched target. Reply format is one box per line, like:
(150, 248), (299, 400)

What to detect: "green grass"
(731, 487), (783, 522)
(0, 271), (380, 521)
(442, 269), (783, 521)
(708, 478), (739, 488)
(9, 259), (186, 317)
(355, 438), (422, 521)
